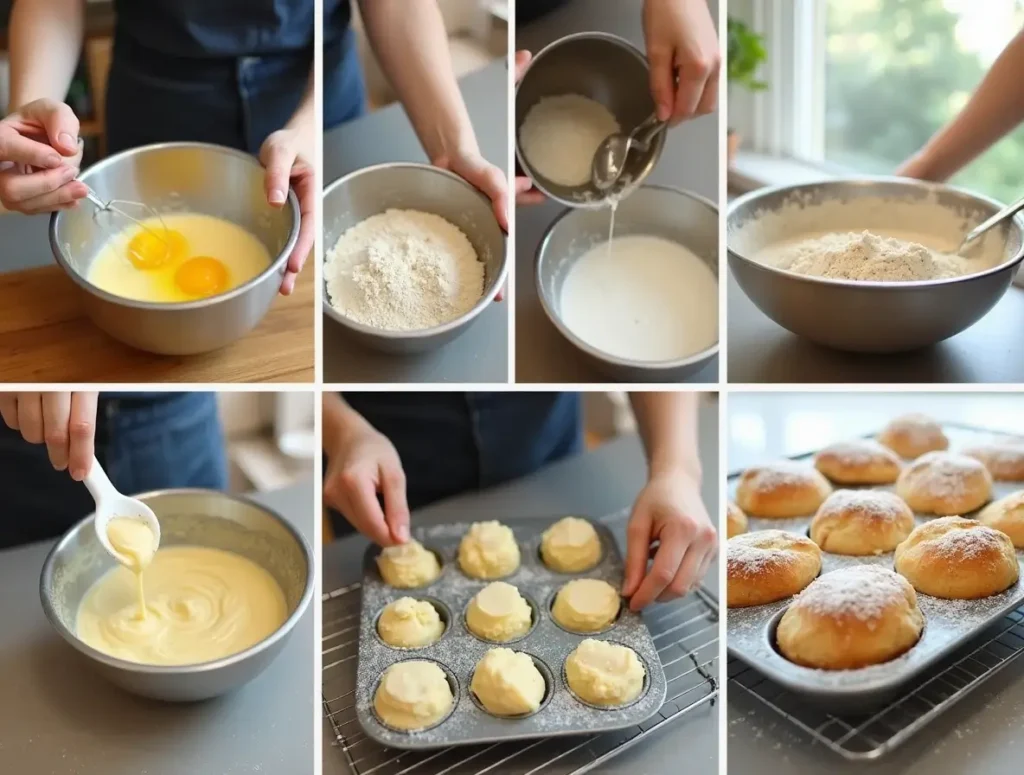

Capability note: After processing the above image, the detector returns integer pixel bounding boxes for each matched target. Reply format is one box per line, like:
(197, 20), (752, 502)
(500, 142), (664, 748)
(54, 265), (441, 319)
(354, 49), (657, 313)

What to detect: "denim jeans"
(0, 392), (226, 548)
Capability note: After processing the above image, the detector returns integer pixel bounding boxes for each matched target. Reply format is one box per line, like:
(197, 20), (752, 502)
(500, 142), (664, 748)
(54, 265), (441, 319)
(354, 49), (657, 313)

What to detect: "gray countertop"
(322, 63), (509, 384)
(727, 393), (1024, 774)
(514, 0), (720, 384)
(322, 396), (720, 775)
(0, 213), (52, 273)
(0, 480), (315, 775)
(727, 261), (1024, 385)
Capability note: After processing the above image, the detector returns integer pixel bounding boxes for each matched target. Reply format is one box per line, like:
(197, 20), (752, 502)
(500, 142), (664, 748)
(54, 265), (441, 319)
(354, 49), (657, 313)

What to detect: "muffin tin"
(354, 518), (667, 750)
(728, 424), (1024, 712)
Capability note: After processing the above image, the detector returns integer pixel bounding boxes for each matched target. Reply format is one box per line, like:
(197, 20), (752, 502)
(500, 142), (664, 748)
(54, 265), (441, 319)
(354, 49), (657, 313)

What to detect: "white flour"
(519, 94), (621, 187)
(324, 209), (484, 331)
(559, 235), (718, 362)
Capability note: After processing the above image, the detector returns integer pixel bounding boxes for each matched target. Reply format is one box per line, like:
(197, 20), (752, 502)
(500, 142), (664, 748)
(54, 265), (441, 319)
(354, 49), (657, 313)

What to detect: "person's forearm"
(903, 28), (1024, 181)
(357, 0), (478, 162)
(322, 393), (373, 454)
(628, 392), (702, 482)
(8, 0), (86, 111)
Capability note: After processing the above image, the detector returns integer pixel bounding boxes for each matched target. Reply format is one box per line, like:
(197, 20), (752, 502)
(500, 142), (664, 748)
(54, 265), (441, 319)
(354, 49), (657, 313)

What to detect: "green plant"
(728, 16), (768, 92)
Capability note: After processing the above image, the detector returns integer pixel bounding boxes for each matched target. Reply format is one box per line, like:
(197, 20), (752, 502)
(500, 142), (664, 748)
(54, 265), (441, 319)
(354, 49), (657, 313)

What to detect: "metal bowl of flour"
(728, 177), (1024, 353)
(536, 185), (718, 382)
(322, 163), (508, 354)
(515, 32), (666, 208)
(40, 489), (313, 701)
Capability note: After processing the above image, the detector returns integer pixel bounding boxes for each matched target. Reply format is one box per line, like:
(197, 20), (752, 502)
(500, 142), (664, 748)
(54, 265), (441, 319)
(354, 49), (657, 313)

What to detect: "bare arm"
(8, 0), (86, 110)
(899, 28), (1024, 181)
(628, 391), (702, 483)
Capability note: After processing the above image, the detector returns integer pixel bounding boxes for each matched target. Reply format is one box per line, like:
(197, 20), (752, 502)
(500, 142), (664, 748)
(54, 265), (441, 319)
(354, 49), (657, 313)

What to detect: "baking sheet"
(727, 424), (1024, 711)
(354, 517), (668, 750)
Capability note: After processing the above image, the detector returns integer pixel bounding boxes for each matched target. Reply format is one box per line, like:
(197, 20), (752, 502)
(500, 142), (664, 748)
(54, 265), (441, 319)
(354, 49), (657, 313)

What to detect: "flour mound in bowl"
(325, 209), (485, 331)
(519, 94), (621, 187)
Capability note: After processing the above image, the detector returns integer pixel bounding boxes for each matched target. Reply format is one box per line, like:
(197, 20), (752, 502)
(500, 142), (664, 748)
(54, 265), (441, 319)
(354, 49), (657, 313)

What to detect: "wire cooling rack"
(323, 513), (719, 775)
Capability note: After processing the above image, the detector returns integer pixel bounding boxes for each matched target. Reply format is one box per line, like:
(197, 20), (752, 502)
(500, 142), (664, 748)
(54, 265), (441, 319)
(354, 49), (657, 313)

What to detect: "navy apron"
(326, 393), (583, 539)
(0, 392), (227, 549)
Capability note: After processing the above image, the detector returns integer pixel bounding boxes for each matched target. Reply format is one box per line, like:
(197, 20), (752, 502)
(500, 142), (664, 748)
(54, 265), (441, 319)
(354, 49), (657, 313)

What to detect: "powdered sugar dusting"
(817, 439), (897, 467)
(742, 461), (821, 494)
(818, 489), (908, 522)
(728, 530), (810, 578)
(929, 522), (1008, 561)
(793, 566), (910, 621)
(901, 451), (987, 499)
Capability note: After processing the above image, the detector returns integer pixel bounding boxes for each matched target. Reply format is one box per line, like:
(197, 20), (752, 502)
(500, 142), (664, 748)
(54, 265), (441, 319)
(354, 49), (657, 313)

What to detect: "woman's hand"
(642, 0), (721, 126)
(0, 99), (86, 213)
(323, 421), (410, 547)
(0, 392), (98, 480)
(513, 50), (546, 207)
(622, 469), (717, 610)
(260, 127), (315, 296)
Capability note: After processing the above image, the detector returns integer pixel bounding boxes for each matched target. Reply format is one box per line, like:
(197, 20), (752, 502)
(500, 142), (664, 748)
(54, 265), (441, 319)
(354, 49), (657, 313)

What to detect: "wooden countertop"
(0, 264), (314, 383)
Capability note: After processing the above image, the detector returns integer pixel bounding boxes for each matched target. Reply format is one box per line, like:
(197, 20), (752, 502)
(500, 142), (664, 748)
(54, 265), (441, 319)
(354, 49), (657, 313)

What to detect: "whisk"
(80, 182), (170, 249)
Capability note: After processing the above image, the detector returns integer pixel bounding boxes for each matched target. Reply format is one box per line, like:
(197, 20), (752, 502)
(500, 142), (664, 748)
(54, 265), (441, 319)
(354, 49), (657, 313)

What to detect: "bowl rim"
(320, 161), (509, 340)
(726, 175), (1024, 290)
(534, 183), (721, 373)
(38, 487), (315, 676)
(48, 141), (301, 310)
(513, 31), (657, 209)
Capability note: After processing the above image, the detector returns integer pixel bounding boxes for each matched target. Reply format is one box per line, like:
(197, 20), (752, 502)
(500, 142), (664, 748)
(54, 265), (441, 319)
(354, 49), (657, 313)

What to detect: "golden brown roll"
(809, 489), (915, 556)
(776, 566), (924, 670)
(963, 443), (1024, 482)
(813, 439), (902, 484)
(979, 491), (1024, 547)
(894, 516), (1019, 599)
(727, 530), (821, 608)
(727, 502), (747, 538)
(878, 414), (949, 459)
(735, 462), (832, 518)
(895, 451), (992, 516)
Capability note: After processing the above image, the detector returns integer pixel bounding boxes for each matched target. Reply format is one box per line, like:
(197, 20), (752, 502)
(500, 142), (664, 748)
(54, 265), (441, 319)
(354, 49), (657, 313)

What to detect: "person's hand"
(642, 0), (721, 126)
(0, 99), (87, 214)
(622, 470), (717, 610)
(513, 50), (546, 207)
(323, 421), (410, 547)
(260, 127), (315, 295)
(0, 392), (98, 480)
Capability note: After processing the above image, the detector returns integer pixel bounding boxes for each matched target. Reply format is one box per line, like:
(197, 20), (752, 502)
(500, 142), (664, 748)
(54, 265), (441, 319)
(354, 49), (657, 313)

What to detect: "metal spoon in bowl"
(957, 191), (1024, 254)
(86, 455), (161, 565)
(591, 113), (667, 191)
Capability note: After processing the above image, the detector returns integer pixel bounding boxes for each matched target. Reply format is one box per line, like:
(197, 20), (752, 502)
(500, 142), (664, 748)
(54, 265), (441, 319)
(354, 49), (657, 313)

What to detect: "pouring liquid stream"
(106, 517), (158, 620)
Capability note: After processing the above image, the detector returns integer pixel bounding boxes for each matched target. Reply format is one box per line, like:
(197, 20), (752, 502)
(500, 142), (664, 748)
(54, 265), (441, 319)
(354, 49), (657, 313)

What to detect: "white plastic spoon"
(86, 455), (161, 563)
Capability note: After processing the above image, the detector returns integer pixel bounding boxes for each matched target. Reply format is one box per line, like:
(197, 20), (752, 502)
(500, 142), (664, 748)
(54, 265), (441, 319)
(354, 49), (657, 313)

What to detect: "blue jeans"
(0, 392), (226, 548)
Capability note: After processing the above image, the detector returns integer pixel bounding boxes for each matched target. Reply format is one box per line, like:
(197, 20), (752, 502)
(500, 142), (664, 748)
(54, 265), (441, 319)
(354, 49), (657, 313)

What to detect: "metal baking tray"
(353, 518), (668, 750)
(727, 424), (1024, 712)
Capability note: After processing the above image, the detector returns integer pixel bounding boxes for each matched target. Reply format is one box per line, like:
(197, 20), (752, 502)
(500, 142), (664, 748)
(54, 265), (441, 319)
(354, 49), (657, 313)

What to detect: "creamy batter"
(106, 517), (157, 619)
(77, 546), (287, 665)
(559, 235), (718, 362)
(87, 213), (271, 303)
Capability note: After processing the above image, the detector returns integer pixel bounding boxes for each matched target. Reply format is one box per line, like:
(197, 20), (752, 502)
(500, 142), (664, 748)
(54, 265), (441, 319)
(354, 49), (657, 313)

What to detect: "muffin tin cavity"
(372, 596), (452, 650)
(546, 583), (623, 636)
(562, 640), (652, 711)
(354, 518), (667, 749)
(370, 542), (447, 589)
(370, 658), (460, 733)
(462, 588), (540, 645)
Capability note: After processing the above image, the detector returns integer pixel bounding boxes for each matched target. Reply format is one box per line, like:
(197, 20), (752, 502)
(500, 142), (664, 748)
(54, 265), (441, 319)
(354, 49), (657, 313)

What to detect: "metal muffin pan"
(728, 424), (1024, 712)
(354, 518), (667, 750)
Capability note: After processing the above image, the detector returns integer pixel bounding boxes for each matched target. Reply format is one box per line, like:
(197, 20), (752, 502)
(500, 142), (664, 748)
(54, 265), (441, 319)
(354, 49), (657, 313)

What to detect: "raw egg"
(175, 256), (230, 298)
(127, 228), (189, 270)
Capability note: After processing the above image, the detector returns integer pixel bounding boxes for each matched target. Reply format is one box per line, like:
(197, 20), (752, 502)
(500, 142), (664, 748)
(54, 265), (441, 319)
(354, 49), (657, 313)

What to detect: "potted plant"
(727, 16), (768, 166)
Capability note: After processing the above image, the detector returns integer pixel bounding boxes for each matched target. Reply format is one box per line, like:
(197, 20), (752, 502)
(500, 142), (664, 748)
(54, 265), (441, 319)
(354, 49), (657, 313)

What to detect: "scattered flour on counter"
(519, 94), (621, 187)
(325, 209), (485, 331)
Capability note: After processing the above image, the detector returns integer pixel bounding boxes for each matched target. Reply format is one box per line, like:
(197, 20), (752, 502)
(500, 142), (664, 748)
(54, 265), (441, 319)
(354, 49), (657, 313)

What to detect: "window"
(731, 0), (1024, 204)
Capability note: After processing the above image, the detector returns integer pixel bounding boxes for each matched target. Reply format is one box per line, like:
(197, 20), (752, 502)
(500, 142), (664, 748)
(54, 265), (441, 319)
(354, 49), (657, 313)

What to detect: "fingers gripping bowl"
(50, 143), (300, 355)
(727, 178), (1024, 353)
(39, 489), (314, 701)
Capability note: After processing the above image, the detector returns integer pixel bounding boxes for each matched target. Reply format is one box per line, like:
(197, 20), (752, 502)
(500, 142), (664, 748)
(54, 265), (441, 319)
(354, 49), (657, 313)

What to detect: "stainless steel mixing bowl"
(536, 185), (719, 382)
(322, 162), (508, 354)
(50, 142), (300, 355)
(39, 489), (313, 702)
(515, 32), (666, 208)
(728, 177), (1024, 353)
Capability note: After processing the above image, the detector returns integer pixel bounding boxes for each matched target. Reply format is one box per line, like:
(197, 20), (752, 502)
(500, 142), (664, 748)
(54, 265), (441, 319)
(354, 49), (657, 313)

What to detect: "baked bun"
(727, 530), (821, 608)
(727, 502), (747, 538)
(878, 414), (949, 458)
(776, 566), (924, 670)
(894, 516), (1019, 599)
(735, 462), (832, 518)
(979, 491), (1024, 547)
(895, 452), (992, 516)
(814, 439), (902, 484)
(809, 489), (915, 556)
(963, 443), (1024, 482)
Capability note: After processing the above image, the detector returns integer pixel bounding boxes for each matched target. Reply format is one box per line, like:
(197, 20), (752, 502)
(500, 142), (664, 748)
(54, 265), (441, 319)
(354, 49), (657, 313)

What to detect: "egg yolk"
(127, 228), (189, 270)
(175, 257), (230, 298)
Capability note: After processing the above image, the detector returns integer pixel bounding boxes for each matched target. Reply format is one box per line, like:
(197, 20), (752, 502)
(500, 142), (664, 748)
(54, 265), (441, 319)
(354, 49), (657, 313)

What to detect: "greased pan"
(727, 424), (1024, 713)
(353, 517), (668, 750)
